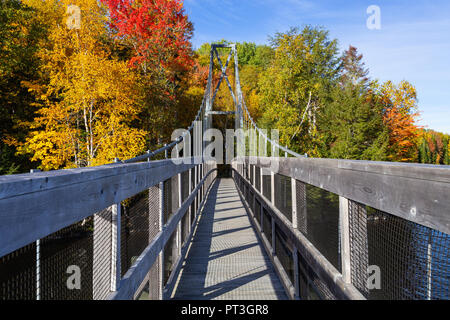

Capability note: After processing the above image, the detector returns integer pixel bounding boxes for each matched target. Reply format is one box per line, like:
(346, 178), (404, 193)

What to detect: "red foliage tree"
(101, 0), (194, 74)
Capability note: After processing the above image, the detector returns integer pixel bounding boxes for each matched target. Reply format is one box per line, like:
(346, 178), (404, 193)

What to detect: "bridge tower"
(204, 43), (244, 139)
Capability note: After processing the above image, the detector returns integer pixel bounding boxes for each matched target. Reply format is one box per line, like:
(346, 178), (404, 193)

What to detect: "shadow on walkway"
(171, 178), (287, 300)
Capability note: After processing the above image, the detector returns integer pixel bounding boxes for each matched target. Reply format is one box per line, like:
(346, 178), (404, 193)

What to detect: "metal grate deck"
(171, 178), (288, 300)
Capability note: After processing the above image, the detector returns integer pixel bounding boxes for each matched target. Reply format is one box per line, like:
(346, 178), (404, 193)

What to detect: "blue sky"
(184, 0), (450, 134)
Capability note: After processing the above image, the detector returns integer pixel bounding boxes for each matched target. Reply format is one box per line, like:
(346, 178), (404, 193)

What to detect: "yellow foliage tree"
(18, 0), (147, 170)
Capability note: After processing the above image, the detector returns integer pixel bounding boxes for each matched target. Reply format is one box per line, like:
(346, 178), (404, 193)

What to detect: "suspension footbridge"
(0, 44), (448, 300)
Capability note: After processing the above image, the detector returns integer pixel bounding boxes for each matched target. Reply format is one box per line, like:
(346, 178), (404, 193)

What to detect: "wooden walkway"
(171, 178), (288, 300)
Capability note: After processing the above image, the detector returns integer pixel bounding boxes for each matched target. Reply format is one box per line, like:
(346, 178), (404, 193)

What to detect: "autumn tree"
(258, 26), (340, 156)
(417, 129), (450, 165)
(0, 0), (47, 174)
(101, 0), (195, 149)
(16, 0), (147, 170)
(378, 80), (421, 162)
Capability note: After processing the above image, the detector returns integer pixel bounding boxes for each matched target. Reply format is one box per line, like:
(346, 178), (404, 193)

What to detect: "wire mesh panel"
(134, 282), (150, 300)
(171, 175), (180, 214)
(262, 208), (272, 243)
(249, 190), (255, 213)
(40, 218), (94, 300)
(274, 174), (292, 222)
(243, 183), (248, 204)
(163, 178), (173, 223)
(191, 167), (195, 188)
(255, 166), (261, 192)
(190, 201), (196, 229)
(0, 243), (36, 300)
(262, 173), (271, 201)
(304, 184), (341, 272)
(275, 225), (294, 284)
(181, 171), (190, 203)
(181, 209), (190, 246)
(121, 190), (150, 277)
(348, 200), (369, 297)
(255, 198), (261, 225)
(163, 232), (178, 286)
(297, 250), (337, 300)
(362, 206), (449, 300)
(296, 180), (307, 235)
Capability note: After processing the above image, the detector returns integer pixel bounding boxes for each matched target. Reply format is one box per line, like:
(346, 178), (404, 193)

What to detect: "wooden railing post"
(195, 165), (199, 215)
(158, 182), (165, 299)
(271, 214), (276, 256)
(188, 168), (193, 232)
(177, 172), (182, 255)
(293, 246), (300, 299)
(270, 170), (275, 206)
(339, 196), (351, 284)
(291, 178), (298, 230)
(148, 182), (164, 300)
(270, 167), (276, 255)
(111, 202), (121, 291)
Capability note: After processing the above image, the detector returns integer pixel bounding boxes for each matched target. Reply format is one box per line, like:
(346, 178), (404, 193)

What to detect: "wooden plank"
(339, 197), (351, 284)
(242, 157), (450, 235)
(0, 159), (199, 258)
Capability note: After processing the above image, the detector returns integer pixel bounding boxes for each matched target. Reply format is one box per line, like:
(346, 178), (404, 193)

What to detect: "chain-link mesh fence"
(274, 174), (292, 222)
(40, 218), (94, 300)
(121, 190), (150, 277)
(164, 178), (173, 224)
(254, 198), (261, 225)
(296, 181), (308, 236)
(172, 175), (180, 215)
(163, 232), (177, 286)
(235, 163), (450, 301)
(249, 189), (255, 213)
(181, 209), (190, 246)
(237, 169), (338, 300)
(349, 201), (449, 300)
(297, 250), (337, 300)
(302, 184), (341, 272)
(255, 166), (261, 192)
(275, 225), (294, 284)
(262, 208), (272, 243)
(262, 173), (271, 201)
(0, 164), (213, 301)
(181, 171), (190, 203)
(0, 243), (36, 300)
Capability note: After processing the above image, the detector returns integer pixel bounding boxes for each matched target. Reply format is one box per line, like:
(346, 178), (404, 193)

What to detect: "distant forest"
(1, 0), (448, 175)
